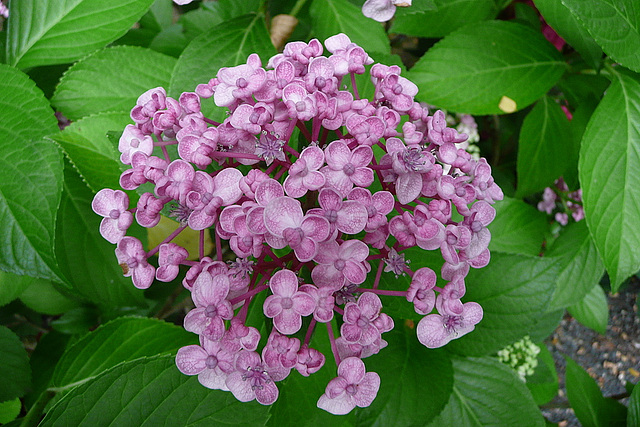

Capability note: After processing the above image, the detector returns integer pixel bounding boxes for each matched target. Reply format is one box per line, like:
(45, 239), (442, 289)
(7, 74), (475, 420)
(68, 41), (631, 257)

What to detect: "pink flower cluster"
(537, 177), (583, 225)
(92, 33), (502, 414)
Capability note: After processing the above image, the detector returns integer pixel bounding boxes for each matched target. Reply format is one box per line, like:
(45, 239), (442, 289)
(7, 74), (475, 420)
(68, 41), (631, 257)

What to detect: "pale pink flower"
(317, 357), (380, 415)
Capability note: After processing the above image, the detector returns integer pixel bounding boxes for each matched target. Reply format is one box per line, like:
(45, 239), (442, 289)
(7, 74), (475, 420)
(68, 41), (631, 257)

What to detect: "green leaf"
(560, 0), (640, 73)
(19, 279), (82, 315)
(50, 112), (132, 194)
(148, 24), (189, 58)
(526, 344), (559, 405)
(169, 14), (276, 119)
(517, 96), (573, 197)
(488, 197), (548, 255)
(629, 381), (640, 427)
(54, 162), (146, 308)
(564, 355), (627, 427)
(23, 331), (71, 408)
(0, 271), (35, 307)
(6, 0), (156, 69)
(0, 325), (31, 402)
(533, 0), (602, 69)
(52, 317), (196, 390)
(140, 0), (174, 32)
(310, 0), (389, 55)
(356, 325), (454, 427)
(578, 69), (640, 291)
(446, 253), (559, 356)
(391, 0), (498, 38)
(0, 64), (63, 282)
(408, 20), (566, 115)
(52, 46), (177, 121)
(567, 284), (608, 334)
(201, 0), (261, 21)
(0, 398), (21, 424)
(428, 356), (544, 426)
(51, 306), (100, 335)
(547, 221), (605, 310)
(42, 355), (270, 426)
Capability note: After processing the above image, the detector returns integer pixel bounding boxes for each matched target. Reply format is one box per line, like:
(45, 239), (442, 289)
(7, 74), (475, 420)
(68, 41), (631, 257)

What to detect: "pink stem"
(215, 230), (223, 261)
(355, 288), (407, 297)
(326, 322), (341, 366)
(212, 151), (261, 160)
(229, 282), (269, 306)
(199, 230), (205, 259)
(372, 258), (385, 290)
(304, 318), (317, 345)
(203, 117), (221, 126)
(350, 73), (360, 100)
(146, 224), (188, 257)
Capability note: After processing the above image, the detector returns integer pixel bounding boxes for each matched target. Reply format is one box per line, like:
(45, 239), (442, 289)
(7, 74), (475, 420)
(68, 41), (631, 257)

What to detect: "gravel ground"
(543, 279), (640, 426)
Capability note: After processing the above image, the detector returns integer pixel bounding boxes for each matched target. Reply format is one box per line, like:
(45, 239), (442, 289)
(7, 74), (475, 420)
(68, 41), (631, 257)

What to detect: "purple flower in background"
(226, 351), (279, 405)
(317, 357), (380, 414)
(416, 300), (483, 348)
(176, 336), (236, 391)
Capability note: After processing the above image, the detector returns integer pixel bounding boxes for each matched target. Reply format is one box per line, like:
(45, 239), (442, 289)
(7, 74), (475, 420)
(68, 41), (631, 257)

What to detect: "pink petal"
(264, 295), (284, 318)
(198, 368), (229, 391)
(358, 292), (382, 319)
(294, 237), (318, 262)
(340, 240), (370, 262)
(353, 372), (380, 407)
(341, 323), (362, 343)
(301, 215), (330, 242)
(343, 302), (361, 324)
(226, 371), (256, 402)
(175, 345), (207, 375)
(302, 170), (326, 191)
(325, 140), (351, 168)
(292, 292), (316, 316)
(213, 168), (243, 205)
(283, 175), (307, 198)
(132, 264), (155, 289)
(188, 208), (215, 231)
(300, 145), (325, 170)
(274, 309), (303, 335)
(263, 196), (303, 237)
(395, 173), (422, 204)
(317, 392), (355, 415)
(184, 308), (208, 334)
(350, 167), (374, 188)
(318, 188), (342, 211)
(337, 356), (366, 383)
(350, 145), (373, 168)
(255, 178), (284, 206)
(343, 260), (367, 284)
(255, 381), (279, 405)
(416, 314), (452, 348)
(336, 201), (367, 234)
(269, 269), (299, 297)
(372, 190), (395, 215)
(246, 206), (267, 234)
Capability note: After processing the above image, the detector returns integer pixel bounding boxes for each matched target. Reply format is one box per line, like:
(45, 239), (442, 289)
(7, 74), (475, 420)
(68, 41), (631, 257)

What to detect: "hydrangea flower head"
(93, 33), (501, 414)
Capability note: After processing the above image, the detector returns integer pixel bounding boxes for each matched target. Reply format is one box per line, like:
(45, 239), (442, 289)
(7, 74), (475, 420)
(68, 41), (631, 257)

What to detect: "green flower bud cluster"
(497, 335), (541, 382)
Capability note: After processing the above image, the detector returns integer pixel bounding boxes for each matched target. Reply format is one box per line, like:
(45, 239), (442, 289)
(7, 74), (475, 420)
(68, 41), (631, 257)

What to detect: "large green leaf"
(408, 20), (566, 115)
(517, 96), (573, 197)
(0, 271), (35, 307)
(52, 46), (176, 121)
(446, 253), (560, 356)
(428, 356), (544, 426)
(391, 0), (497, 38)
(310, 0), (389, 55)
(6, 0), (156, 69)
(629, 382), (640, 427)
(564, 356), (627, 427)
(547, 221), (605, 310)
(567, 283), (608, 335)
(52, 317), (196, 389)
(0, 64), (63, 282)
(578, 69), (640, 291)
(356, 326), (453, 427)
(54, 162), (146, 307)
(50, 112), (132, 194)
(526, 344), (559, 405)
(488, 197), (548, 255)
(560, 0), (640, 73)
(19, 279), (82, 315)
(169, 14), (276, 119)
(0, 326), (31, 402)
(41, 355), (270, 426)
(534, 0), (602, 69)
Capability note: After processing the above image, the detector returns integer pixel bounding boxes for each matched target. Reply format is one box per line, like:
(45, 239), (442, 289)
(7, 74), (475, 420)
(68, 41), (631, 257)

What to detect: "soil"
(542, 278), (640, 426)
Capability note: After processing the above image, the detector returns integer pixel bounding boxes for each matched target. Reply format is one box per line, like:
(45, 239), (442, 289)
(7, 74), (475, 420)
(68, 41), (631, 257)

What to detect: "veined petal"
(176, 345), (208, 375)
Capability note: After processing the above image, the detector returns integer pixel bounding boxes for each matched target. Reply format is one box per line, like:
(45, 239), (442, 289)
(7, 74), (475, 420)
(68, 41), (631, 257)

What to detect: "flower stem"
(356, 288), (407, 297)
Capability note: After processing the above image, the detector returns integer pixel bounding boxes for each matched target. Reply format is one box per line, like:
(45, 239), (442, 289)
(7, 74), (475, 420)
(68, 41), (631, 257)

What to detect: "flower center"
(236, 77), (248, 88)
(205, 355), (218, 369)
(315, 76), (326, 88)
(345, 384), (358, 396)
(471, 220), (482, 233)
(205, 305), (218, 318)
(109, 209), (121, 219)
(283, 227), (305, 247)
(325, 209), (338, 223)
(296, 101), (306, 112)
(334, 259), (346, 271)
(280, 297), (293, 310)
(366, 205), (377, 218)
(242, 366), (270, 391)
(343, 163), (355, 176)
